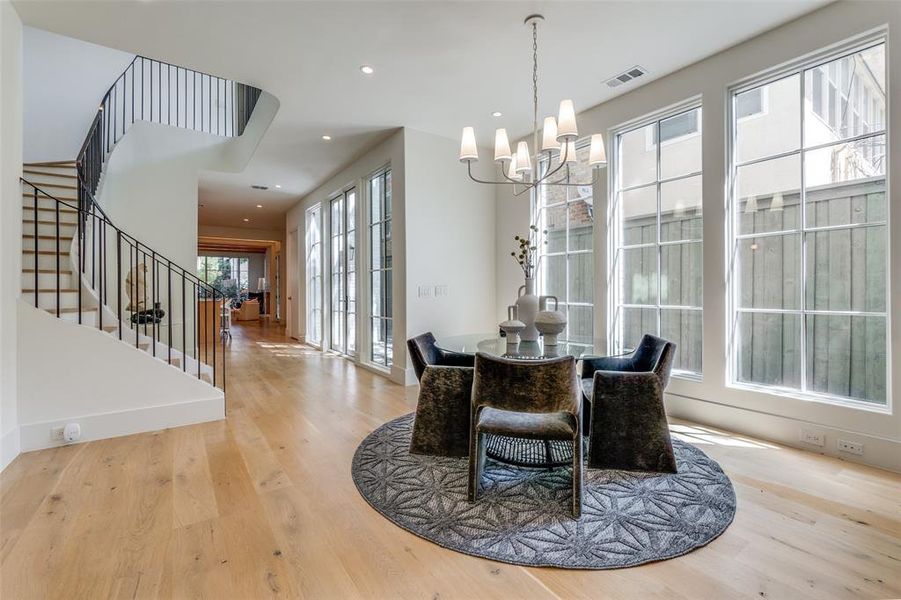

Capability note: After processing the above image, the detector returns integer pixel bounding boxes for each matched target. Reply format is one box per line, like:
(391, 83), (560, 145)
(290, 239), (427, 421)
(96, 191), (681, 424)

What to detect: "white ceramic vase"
(515, 277), (540, 342)
(535, 295), (567, 346)
(499, 305), (525, 344)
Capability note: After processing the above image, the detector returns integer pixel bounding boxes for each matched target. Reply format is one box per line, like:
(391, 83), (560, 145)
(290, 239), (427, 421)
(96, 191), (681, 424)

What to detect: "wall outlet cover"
(800, 429), (825, 447)
(837, 439), (864, 455)
(51, 426), (65, 441)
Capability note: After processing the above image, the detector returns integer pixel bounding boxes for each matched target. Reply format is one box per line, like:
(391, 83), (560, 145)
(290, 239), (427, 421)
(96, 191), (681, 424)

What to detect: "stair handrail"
(22, 177), (227, 393)
(75, 54), (262, 216)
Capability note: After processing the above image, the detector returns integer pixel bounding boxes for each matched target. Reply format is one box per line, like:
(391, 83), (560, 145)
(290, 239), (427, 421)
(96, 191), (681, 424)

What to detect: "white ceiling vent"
(605, 66), (648, 88)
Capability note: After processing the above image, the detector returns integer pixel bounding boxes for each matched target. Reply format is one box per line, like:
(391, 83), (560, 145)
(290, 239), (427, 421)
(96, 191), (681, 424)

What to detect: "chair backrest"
(407, 332), (440, 382)
(632, 334), (677, 389)
(472, 352), (579, 415)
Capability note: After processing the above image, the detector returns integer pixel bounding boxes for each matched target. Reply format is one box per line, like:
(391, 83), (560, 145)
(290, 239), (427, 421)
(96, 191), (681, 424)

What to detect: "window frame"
(367, 166), (393, 370)
(328, 186), (357, 357)
(305, 203), (323, 349)
(725, 34), (889, 410)
(608, 98), (704, 379)
(533, 138), (596, 347)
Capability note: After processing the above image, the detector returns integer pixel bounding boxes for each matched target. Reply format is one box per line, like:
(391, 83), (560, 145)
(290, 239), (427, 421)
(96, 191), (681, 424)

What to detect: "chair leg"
(468, 431), (484, 502)
(572, 432), (582, 519)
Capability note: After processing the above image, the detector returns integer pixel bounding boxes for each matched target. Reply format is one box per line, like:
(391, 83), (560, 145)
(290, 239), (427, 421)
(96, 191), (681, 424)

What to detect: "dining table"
(434, 332), (605, 469)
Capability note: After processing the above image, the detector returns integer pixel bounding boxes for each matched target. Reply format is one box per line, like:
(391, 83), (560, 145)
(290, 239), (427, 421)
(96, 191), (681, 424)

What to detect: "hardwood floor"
(1, 321), (899, 599)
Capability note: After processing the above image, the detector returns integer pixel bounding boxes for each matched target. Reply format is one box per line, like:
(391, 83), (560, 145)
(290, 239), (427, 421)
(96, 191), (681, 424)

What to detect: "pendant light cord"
(531, 21), (539, 182)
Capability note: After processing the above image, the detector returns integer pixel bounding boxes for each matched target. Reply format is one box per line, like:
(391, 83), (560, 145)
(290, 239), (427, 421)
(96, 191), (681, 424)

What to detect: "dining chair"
(580, 334), (678, 473)
(407, 331), (474, 381)
(468, 352), (582, 518)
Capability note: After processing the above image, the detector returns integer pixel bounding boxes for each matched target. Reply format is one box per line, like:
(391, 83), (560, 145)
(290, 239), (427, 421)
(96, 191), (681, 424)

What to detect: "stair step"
(22, 192), (78, 202)
(23, 234), (72, 240)
(24, 161), (77, 167)
(23, 250), (69, 255)
(23, 288), (79, 293)
(22, 169), (78, 180)
(22, 268), (74, 273)
(23, 181), (77, 191)
(23, 219), (77, 226)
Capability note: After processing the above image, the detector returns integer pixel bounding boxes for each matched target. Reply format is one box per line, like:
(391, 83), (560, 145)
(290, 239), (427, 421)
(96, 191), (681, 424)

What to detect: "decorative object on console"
(581, 334), (678, 472)
(125, 263), (148, 311)
(534, 295), (566, 345)
(499, 305), (525, 344)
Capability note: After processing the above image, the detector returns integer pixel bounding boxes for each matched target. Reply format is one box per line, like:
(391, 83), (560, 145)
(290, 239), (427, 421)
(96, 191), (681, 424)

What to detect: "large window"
(612, 105), (703, 375)
(305, 204), (322, 346)
(369, 168), (393, 367)
(330, 189), (356, 355)
(535, 142), (595, 344)
(198, 255), (249, 301)
(729, 41), (886, 404)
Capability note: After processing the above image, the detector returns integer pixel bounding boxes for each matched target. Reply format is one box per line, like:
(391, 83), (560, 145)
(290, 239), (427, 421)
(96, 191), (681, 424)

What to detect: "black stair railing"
(22, 178), (227, 394)
(77, 55), (262, 212)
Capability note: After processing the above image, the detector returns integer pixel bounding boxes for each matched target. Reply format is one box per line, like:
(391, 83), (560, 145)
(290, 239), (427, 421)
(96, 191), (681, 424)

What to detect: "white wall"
(23, 26), (134, 162)
(0, 0), (23, 470)
(403, 129), (496, 375)
(495, 0), (901, 472)
(16, 303), (223, 452)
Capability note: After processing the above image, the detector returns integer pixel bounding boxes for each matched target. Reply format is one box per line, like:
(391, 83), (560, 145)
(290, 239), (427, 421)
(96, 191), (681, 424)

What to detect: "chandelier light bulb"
(494, 129), (513, 162)
(556, 99), (578, 140)
(562, 140), (578, 164)
(541, 117), (560, 152)
(515, 141), (532, 173)
(459, 127), (479, 162)
(770, 191), (784, 212)
(589, 133), (606, 165)
(506, 157), (522, 181)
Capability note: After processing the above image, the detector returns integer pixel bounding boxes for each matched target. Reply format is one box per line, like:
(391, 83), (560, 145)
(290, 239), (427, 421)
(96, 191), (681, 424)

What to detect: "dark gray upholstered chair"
(580, 334), (677, 473)
(468, 352), (583, 518)
(407, 332), (474, 382)
(409, 365), (473, 457)
(408, 332), (476, 457)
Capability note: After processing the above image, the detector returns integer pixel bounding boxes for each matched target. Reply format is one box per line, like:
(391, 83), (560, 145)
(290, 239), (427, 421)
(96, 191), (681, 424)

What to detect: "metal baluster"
(182, 272), (186, 371)
(77, 189), (83, 324)
(212, 288), (217, 386)
(32, 188), (38, 308)
(152, 251), (157, 357)
(168, 261), (172, 365)
(117, 231), (122, 339)
(55, 198), (60, 318)
(98, 213), (103, 332)
(198, 281), (203, 378)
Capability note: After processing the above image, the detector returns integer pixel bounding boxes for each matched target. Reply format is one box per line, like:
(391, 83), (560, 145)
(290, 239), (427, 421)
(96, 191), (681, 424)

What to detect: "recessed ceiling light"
(321, 135), (332, 141)
(243, 218), (250, 222)
(492, 111), (502, 117)
(256, 204), (263, 208)
(275, 184), (282, 189)
(360, 65), (374, 75)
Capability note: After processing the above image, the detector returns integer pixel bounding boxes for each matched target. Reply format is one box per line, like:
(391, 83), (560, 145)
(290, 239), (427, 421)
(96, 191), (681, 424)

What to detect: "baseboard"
(18, 394), (224, 453)
(666, 392), (901, 474)
(1, 426), (21, 472)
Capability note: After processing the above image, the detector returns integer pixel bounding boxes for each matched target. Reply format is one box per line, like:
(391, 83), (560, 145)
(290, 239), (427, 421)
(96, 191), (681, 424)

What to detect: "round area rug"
(352, 413), (736, 569)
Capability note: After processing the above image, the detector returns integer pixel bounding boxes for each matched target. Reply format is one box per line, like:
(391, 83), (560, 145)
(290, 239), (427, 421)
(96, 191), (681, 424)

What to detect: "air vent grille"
(251, 184), (269, 190)
(605, 65), (648, 88)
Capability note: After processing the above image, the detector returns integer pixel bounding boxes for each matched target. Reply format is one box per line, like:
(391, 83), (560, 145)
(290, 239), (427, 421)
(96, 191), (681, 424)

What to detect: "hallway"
(1, 321), (899, 599)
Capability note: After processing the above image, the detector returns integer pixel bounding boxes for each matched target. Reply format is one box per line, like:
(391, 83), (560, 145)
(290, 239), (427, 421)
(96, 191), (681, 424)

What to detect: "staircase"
(18, 56), (264, 395)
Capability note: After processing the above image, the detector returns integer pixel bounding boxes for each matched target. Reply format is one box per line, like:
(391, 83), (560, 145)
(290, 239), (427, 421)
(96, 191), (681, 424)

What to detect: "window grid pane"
(730, 41), (887, 404)
(369, 169), (393, 367)
(613, 106), (703, 375)
(306, 204), (322, 345)
(535, 142), (595, 344)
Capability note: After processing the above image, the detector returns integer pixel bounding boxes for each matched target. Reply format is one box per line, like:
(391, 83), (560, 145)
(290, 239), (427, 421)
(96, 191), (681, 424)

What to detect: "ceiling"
(14, 0), (831, 230)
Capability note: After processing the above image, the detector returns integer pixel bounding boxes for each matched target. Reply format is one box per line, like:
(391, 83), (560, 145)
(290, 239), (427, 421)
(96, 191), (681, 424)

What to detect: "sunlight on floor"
(670, 423), (780, 449)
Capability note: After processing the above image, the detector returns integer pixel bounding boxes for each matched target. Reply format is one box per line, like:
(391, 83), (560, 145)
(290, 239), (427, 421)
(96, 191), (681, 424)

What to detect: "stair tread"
(22, 170), (78, 179)
(23, 205), (79, 214)
(23, 288), (80, 293)
(23, 219), (77, 225)
(56, 307), (97, 314)
(23, 234), (74, 240)
(24, 161), (77, 166)
(23, 250), (69, 255)
(23, 269), (74, 273)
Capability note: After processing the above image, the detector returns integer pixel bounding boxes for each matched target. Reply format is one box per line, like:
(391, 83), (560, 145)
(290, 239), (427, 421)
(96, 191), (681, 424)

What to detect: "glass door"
(329, 188), (356, 355)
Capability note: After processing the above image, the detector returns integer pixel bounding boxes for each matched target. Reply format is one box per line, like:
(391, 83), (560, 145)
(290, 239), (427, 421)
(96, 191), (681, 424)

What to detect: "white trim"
(17, 394), (224, 453)
(0, 427), (21, 472)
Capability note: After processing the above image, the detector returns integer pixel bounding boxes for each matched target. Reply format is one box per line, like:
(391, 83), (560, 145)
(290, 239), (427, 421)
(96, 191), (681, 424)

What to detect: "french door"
(329, 188), (356, 355)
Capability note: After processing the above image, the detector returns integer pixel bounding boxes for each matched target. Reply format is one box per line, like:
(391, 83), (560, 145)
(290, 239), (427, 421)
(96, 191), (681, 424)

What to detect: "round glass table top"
(435, 333), (602, 360)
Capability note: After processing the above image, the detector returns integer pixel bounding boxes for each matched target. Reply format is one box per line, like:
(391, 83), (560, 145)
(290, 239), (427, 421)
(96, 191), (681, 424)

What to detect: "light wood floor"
(1, 321), (899, 599)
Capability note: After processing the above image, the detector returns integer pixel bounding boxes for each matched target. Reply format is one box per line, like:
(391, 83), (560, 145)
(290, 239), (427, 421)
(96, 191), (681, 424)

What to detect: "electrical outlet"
(800, 429), (825, 447)
(51, 426), (64, 441)
(838, 439), (864, 455)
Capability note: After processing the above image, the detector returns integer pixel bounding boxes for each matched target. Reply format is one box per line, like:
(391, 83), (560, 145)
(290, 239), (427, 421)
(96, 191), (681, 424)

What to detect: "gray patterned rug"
(352, 413), (736, 569)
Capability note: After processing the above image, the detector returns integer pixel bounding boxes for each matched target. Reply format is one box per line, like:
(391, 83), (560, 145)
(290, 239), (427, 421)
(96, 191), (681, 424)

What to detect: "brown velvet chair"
(580, 334), (677, 473)
(468, 352), (583, 518)
(407, 332), (475, 457)
(407, 331), (474, 381)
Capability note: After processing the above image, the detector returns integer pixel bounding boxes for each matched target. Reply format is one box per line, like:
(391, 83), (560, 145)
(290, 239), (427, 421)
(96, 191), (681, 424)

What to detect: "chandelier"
(459, 14), (606, 196)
